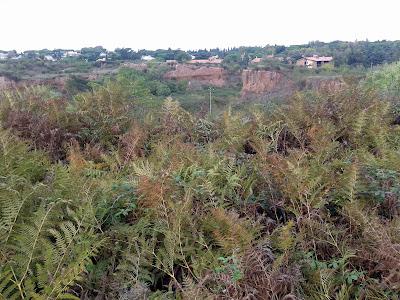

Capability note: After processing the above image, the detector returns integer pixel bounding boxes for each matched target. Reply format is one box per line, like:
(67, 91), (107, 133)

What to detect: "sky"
(1, 0), (399, 51)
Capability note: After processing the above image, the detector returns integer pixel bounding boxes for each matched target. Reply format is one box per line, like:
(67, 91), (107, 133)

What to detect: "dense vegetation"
(2, 40), (400, 81)
(0, 61), (400, 299)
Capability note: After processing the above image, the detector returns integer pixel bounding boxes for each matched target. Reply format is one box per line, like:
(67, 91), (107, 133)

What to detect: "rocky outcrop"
(164, 64), (226, 88)
(241, 70), (294, 99)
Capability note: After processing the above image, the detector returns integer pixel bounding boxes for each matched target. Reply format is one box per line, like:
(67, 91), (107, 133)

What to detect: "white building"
(63, 50), (81, 58)
(141, 55), (155, 61)
(0, 53), (8, 60)
(44, 55), (56, 61)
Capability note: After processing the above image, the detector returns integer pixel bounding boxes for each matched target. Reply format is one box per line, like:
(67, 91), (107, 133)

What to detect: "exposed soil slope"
(241, 69), (294, 98)
(164, 64), (226, 88)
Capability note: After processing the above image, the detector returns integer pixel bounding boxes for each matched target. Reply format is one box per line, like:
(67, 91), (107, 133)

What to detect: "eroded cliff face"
(164, 64), (226, 88)
(241, 70), (294, 98)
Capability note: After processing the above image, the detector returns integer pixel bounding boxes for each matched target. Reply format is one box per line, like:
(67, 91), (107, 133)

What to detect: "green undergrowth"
(1, 72), (400, 299)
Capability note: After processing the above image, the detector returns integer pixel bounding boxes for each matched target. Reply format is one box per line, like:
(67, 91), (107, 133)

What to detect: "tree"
(275, 45), (286, 54)
(113, 48), (140, 61)
(80, 46), (107, 61)
(364, 62), (400, 101)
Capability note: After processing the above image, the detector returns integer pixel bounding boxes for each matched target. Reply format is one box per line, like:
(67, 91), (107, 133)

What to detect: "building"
(187, 55), (223, 64)
(0, 53), (8, 60)
(296, 55), (333, 68)
(166, 59), (178, 66)
(141, 55), (155, 61)
(251, 57), (263, 64)
(62, 50), (81, 58)
(95, 57), (108, 68)
(44, 55), (56, 61)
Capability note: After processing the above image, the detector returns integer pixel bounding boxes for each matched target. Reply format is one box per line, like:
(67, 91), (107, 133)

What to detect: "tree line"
(1, 40), (399, 67)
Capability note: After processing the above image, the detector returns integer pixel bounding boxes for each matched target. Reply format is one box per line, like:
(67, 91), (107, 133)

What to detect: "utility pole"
(209, 87), (213, 116)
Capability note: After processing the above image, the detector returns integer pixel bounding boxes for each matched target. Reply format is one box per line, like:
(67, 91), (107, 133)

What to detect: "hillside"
(0, 48), (400, 299)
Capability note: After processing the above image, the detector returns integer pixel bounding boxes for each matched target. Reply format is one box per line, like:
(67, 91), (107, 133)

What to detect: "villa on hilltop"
(187, 55), (223, 64)
(296, 55), (333, 68)
(251, 57), (263, 64)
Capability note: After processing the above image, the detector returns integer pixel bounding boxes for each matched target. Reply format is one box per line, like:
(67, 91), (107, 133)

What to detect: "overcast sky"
(1, 0), (399, 51)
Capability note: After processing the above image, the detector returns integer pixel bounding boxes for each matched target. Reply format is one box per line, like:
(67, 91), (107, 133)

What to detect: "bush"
(1, 78), (400, 299)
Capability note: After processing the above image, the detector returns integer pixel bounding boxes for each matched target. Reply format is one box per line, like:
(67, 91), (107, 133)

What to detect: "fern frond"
(271, 221), (295, 253)
(0, 178), (43, 245)
(13, 204), (55, 286)
(0, 268), (21, 300)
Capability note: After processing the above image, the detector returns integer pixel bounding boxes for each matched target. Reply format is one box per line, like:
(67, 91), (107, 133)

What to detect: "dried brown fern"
(137, 176), (169, 211)
(119, 123), (147, 164)
(206, 208), (254, 253)
(343, 203), (400, 291)
(205, 242), (301, 300)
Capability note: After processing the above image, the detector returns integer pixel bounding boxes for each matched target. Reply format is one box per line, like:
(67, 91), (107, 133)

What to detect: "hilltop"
(0, 40), (400, 299)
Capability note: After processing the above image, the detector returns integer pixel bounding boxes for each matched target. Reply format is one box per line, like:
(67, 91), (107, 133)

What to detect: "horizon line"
(2, 38), (399, 53)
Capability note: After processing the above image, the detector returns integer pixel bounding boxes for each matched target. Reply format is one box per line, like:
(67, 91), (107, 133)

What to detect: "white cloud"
(1, 0), (399, 51)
